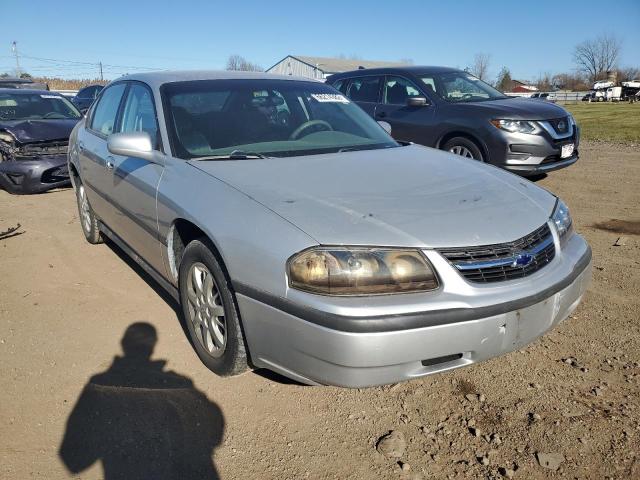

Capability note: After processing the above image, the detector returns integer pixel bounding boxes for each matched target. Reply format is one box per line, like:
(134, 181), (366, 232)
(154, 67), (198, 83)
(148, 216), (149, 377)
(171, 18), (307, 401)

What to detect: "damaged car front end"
(0, 89), (82, 194)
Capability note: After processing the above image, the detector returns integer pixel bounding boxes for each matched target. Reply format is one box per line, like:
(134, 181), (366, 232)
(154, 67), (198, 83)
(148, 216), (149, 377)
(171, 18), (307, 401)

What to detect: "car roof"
(0, 77), (34, 83)
(113, 70), (321, 90)
(0, 88), (61, 96)
(328, 65), (463, 79)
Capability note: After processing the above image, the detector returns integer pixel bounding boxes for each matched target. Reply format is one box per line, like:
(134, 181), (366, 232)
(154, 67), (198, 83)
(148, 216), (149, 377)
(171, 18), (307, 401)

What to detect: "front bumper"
(236, 232), (592, 387)
(0, 154), (70, 194)
(487, 122), (580, 176)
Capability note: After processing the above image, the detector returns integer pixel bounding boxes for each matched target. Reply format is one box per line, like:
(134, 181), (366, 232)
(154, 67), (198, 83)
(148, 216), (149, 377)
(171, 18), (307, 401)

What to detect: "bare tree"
(469, 53), (491, 81)
(226, 54), (262, 72)
(573, 34), (622, 82)
(535, 72), (554, 91)
(552, 72), (590, 91)
(617, 66), (640, 82)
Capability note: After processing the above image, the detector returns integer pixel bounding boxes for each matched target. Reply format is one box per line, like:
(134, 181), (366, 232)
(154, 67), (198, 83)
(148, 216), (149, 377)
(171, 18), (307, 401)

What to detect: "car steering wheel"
(289, 120), (333, 140)
(43, 112), (63, 119)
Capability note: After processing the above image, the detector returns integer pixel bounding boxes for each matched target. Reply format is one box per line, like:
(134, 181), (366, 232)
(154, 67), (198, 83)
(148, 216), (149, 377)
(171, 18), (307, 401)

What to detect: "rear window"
(345, 77), (381, 103)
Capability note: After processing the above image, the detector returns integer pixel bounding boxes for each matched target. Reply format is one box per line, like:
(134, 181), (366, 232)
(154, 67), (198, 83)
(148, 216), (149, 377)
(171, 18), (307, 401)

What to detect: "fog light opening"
(421, 353), (463, 367)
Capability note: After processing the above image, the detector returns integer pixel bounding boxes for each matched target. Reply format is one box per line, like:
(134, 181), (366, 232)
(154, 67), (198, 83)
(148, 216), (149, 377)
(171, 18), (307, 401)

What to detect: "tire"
(75, 179), (103, 244)
(442, 137), (484, 161)
(179, 239), (249, 377)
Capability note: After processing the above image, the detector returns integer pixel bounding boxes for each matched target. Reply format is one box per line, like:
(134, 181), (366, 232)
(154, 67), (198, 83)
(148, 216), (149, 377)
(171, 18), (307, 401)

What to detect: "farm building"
(266, 55), (408, 80)
(510, 79), (539, 93)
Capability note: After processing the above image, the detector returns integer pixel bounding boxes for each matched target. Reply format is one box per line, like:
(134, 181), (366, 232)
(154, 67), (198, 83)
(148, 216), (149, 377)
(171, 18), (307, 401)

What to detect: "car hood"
(454, 98), (569, 120)
(0, 118), (79, 144)
(189, 145), (556, 248)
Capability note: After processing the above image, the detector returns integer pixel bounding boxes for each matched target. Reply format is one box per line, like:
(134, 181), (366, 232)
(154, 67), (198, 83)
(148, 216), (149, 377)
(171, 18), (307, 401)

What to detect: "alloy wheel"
(186, 262), (227, 358)
(449, 145), (475, 159)
(78, 185), (92, 234)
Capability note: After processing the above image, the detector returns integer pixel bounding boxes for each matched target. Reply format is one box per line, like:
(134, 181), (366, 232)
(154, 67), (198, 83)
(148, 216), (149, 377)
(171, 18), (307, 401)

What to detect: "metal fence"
(506, 91), (590, 104)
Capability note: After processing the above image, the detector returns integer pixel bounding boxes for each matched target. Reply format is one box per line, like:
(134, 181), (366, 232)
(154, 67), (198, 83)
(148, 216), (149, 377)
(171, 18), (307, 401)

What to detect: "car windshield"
(0, 92), (82, 121)
(162, 79), (399, 159)
(420, 72), (508, 103)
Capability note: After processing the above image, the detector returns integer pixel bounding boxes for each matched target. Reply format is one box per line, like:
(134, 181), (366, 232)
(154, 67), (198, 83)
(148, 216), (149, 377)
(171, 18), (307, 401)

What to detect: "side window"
(77, 87), (90, 98)
(421, 76), (438, 96)
(119, 83), (159, 147)
(89, 83), (126, 136)
(332, 79), (348, 94)
(346, 77), (381, 103)
(79, 86), (99, 99)
(383, 76), (422, 105)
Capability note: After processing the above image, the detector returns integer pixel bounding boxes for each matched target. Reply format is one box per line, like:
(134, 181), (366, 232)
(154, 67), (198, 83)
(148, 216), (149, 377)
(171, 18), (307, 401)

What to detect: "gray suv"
(327, 67), (579, 175)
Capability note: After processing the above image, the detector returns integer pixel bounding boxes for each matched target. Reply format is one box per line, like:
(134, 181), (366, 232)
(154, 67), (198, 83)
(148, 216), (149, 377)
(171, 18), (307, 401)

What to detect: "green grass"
(562, 103), (640, 143)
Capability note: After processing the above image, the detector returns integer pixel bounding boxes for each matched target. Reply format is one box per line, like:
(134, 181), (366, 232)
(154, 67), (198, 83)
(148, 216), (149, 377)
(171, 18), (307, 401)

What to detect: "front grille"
(16, 141), (68, 159)
(547, 117), (570, 135)
(438, 224), (556, 283)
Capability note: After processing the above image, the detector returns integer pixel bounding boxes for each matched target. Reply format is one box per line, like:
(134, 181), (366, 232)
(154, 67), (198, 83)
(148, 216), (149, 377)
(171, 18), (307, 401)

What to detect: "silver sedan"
(68, 71), (592, 387)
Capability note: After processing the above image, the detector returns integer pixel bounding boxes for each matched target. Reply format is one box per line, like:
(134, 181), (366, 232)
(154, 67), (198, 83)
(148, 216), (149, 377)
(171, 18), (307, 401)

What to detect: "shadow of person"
(59, 322), (224, 480)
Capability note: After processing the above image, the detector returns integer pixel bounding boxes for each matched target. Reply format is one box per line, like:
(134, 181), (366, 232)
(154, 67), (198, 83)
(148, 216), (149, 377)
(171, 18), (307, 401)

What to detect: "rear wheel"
(179, 239), (249, 377)
(442, 137), (484, 161)
(75, 180), (103, 244)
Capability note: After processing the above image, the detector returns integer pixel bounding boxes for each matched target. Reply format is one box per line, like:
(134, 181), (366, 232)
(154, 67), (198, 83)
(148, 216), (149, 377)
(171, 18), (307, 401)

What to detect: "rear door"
(375, 75), (439, 146)
(105, 81), (166, 273)
(344, 76), (382, 117)
(77, 82), (127, 220)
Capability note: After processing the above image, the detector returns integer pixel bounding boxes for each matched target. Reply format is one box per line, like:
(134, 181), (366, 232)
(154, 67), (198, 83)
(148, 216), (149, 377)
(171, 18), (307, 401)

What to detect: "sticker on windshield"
(311, 93), (350, 104)
(40, 95), (61, 99)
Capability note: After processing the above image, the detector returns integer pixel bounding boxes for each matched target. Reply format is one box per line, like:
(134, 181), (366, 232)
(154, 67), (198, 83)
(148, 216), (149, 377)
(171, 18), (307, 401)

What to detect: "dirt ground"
(1, 142), (639, 480)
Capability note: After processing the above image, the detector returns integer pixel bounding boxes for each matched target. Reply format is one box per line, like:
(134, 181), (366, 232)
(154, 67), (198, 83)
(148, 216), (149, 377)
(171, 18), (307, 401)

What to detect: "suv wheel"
(75, 180), (103, 244)
(442, 137), (484, 161)
(179, 239), (249, 377)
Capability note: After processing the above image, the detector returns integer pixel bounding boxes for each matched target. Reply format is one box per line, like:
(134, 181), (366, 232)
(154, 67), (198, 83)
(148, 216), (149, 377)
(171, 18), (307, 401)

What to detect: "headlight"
(551, 198), (573, 243)
(288, 247), (439, 295)
(490, 119), (536, 134)
(0, 131), (15, 143)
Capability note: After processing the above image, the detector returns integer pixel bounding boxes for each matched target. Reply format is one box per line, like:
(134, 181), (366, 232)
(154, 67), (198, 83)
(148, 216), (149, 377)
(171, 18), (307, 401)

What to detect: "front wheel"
(179, 239), (249, 377)
(442, 137), (484, 161)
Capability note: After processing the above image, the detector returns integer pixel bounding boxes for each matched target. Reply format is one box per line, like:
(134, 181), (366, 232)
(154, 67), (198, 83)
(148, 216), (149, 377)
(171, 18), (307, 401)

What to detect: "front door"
(106, 82), (166, 275)
(375, 75), (438, 146)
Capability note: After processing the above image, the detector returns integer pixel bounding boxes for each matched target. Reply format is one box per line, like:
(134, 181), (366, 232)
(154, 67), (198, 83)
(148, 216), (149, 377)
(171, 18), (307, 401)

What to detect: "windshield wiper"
(338, 144), (397, 153)
(194, 150), (270, 161)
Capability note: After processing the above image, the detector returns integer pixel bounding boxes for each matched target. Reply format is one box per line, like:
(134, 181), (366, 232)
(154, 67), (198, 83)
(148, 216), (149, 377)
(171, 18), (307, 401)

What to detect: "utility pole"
(11, 41), (21, 77)
(99, 61), (103, 81)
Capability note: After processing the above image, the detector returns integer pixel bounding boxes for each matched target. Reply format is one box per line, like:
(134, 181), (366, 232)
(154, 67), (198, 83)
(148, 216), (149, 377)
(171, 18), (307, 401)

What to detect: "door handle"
(77, 141), (85, 152)
(106, 156), (115, 171)
(376, 111), (387, 118)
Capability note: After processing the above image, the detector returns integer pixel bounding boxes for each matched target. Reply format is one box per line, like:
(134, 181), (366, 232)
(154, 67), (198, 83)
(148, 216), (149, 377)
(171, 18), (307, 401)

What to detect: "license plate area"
(561, 143), (575, 158)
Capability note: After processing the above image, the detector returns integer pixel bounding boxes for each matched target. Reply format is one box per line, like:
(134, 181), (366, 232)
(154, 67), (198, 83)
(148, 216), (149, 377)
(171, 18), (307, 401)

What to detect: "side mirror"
(107, 131), (161, 164)
(406, 96), (428, 107)
(377, 120), (392, 134)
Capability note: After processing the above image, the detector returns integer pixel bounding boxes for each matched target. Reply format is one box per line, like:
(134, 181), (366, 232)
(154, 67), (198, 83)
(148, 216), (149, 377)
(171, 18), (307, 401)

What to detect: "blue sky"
(2, 0), (639, 81)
